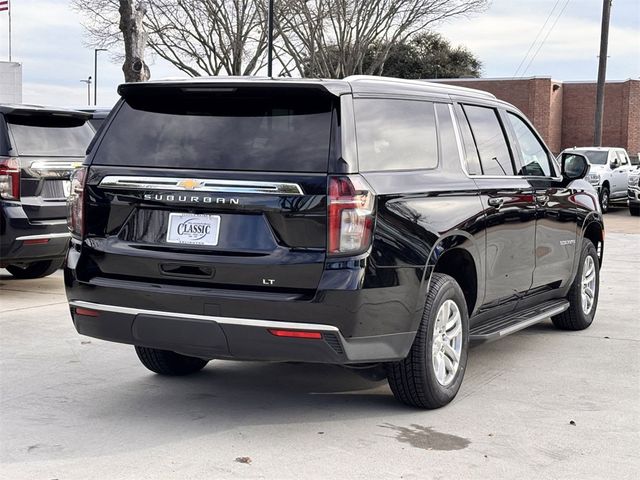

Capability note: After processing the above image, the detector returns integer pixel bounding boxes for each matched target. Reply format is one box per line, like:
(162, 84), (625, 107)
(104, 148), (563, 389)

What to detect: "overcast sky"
(0, 0), (638, 107)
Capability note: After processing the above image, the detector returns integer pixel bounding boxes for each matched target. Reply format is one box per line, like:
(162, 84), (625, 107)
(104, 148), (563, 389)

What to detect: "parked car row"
(0, 78), (634, 409)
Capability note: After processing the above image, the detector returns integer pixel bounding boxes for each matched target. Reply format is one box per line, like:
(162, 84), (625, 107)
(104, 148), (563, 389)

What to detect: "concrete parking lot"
(1, 208), (638, 480)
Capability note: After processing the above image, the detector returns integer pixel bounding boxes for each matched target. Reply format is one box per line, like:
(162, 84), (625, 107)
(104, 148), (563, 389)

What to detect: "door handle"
(535, 194), (549, 206)
(488, 197), (504, 208)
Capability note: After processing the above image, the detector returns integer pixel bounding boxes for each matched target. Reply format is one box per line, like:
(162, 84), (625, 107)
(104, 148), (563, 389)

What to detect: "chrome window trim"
(69, 300), (340, 332)
(98, 176), (304, 195)
(16, 232), (70, 241)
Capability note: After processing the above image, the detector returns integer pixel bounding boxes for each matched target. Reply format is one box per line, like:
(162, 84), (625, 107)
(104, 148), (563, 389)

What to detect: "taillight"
(328, 175), (375, 256)
(67, 167), (87, 238)
(0, 157), (20, 200)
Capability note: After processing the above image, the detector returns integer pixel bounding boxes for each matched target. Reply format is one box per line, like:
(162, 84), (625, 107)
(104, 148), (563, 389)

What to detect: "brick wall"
(435, 77), (640, 158)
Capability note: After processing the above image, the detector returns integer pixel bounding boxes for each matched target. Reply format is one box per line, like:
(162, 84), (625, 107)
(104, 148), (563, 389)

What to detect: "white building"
(0, 61), (22, 103)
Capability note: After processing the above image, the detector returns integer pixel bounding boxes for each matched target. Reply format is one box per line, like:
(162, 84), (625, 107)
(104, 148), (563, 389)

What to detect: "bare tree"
(277, 0), (487, 78)
(73, 0), (487, 78)
(120, 1), (150, 81)
(73, 0), (269, 76)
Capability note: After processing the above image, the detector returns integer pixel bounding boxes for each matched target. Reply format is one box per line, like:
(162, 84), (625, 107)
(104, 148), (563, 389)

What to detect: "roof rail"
(344, 75), (496, 99)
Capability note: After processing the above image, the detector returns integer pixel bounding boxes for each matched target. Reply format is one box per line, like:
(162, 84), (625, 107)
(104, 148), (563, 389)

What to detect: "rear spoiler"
(118, 78), (352, 98)
(1, 106), (92, 121)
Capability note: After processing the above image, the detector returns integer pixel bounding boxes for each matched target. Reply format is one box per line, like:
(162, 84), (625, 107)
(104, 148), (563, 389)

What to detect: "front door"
(454, 103), (537, 310)
(503, 111), (577, 292)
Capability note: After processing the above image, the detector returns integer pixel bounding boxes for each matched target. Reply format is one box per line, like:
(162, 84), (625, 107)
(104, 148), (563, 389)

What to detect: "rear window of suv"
(93, 91), (334, 172)
(7, 114), (94, 157)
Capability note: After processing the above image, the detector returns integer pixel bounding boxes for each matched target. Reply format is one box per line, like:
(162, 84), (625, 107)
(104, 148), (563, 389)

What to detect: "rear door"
(5, 111), (94, 220)
(82, 87), (337, 293)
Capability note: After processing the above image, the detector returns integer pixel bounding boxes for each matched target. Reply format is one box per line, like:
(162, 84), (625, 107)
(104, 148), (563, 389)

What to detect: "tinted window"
(435, 103), (459, 169)
(463, 105), (514, 176)
(580, 150), (608, 165)
(507, 112), (553, 176)
(354, 99), (437, 171)
(94, 93), (333, 172)
(7, 114), (94, 157)
(454, 104), (482, 175)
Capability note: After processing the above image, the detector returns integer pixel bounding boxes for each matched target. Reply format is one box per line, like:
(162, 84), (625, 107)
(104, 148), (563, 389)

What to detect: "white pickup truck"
(560, 147), (634, 213)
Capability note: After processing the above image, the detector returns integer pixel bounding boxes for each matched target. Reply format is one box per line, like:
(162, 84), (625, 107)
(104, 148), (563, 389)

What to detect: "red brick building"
(435, 77), (640, 159)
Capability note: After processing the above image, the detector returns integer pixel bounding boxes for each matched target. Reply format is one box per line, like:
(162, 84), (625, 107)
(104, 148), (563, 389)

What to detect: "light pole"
(80, 76), (92, 106)
(94, 48), (107, 106)
(267, 0), (274, 77)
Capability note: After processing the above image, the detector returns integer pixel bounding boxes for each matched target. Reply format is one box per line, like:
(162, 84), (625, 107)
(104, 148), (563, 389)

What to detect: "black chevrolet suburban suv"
(65, 76), (604, 408)
(1, 105), (94, 278)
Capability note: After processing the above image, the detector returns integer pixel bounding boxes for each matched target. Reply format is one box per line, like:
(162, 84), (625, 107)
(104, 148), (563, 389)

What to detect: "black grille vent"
(324, 333), (344, 354)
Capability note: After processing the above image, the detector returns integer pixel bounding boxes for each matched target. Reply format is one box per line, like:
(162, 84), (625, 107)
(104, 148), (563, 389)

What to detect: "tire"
(387, 273), (469, 409)
(599, 187), (610, 213)
(552, 240), (600, 331)
(630, 206), (640, 217)
(135, 346), (209, 376)
(5, 259), (64, 279)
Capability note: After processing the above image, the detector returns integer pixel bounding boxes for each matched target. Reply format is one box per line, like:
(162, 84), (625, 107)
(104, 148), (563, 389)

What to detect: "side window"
(434, 103), (459, 169)
(506, 112), (553, 177)
(454, 104), (482, 175)
(354, 98), (438, 171)
(616, 151), (629, 165)
(462, 104), (514, 176)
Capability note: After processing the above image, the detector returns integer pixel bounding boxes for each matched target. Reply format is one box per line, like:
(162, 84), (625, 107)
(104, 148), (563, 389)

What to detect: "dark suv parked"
(1, 105), (94, 278)
(65, 77), (604, 408)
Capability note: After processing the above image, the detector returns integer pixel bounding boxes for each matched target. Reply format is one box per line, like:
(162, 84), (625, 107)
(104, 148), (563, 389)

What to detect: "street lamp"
(94, 48), (107, 106)
(80, 76), (92, 106)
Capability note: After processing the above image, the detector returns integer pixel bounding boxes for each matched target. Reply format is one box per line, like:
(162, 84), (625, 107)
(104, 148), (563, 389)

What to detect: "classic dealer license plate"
(166, 213), (221, 246)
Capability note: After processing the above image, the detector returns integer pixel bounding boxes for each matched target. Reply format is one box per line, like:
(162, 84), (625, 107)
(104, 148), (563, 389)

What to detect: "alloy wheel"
(431, 299), (463, 386)
(581, 255), (597, 315)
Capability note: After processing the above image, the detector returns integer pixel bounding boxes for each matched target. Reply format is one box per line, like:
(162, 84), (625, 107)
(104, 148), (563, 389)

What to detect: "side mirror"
(611, 159), (619, 169)
(561, 152), (589, 180)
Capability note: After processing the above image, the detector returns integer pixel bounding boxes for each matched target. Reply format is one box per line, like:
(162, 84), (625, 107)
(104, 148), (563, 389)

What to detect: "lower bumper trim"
(16, 232), (71, 241)
(69, 300), (340, 332)
(68, 300), (415, 364)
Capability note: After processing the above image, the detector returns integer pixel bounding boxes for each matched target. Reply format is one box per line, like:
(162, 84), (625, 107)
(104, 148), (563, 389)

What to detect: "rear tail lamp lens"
(328, 175), (375, 256)
(0, 157), (20, 200)
(67, 167), (87, 238)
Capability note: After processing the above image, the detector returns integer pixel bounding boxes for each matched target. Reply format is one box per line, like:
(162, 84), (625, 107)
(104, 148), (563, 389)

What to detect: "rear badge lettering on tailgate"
(144, 193), (239, 205)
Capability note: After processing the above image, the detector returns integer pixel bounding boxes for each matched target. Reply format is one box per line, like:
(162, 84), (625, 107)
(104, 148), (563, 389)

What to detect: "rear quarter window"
(354, 98), (438, 171)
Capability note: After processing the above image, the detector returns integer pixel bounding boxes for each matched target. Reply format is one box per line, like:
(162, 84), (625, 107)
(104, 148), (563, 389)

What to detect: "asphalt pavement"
(1, 207), (638, 479)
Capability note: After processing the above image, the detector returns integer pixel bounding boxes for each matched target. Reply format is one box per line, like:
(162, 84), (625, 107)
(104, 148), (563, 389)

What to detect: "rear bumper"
(64, 244), (423, 364)
(1, 202), (69, 266)
(68, 300), (416, 364)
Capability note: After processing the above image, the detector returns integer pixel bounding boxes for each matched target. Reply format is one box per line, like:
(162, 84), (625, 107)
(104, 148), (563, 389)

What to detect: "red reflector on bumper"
(75, 307), (100, 317)
(268, 329), (322, 339)
(23, 239), (50, 245)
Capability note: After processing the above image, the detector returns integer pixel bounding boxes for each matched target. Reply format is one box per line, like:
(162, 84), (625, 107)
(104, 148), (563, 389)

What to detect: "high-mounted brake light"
(67, 167), (87, 238)
(328, 175), (375, 256)
(0, 157), (20, 200)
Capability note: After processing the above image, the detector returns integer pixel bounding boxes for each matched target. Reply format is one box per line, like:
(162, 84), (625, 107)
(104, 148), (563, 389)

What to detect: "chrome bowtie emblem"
(177, 179), (204, 190)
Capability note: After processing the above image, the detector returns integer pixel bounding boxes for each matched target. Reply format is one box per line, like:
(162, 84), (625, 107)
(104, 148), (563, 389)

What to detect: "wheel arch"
(582, 217), (605, 267)
(419, 231), (483, 322)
